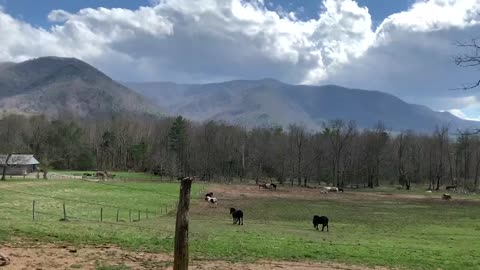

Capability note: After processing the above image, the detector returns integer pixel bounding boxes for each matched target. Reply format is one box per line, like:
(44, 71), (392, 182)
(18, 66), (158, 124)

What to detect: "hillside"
(126, 79), (480, 132)
(1, 57), (477, 132)
(0, 57), (158, 118)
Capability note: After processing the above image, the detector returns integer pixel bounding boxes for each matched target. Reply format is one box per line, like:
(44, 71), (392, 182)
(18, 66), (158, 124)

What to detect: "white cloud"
(448, 109), (469, 119)
(328, 0), (480, 117)
(382, 0), (480, 31)
(444, 96), (479, 108)
(445, 95), (480, 121)
(447, 109), (480, 121)
(0, 0), (374, 83)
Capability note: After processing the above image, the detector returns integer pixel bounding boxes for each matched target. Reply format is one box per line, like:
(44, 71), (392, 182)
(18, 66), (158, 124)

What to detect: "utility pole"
(173, 177), (193, 270)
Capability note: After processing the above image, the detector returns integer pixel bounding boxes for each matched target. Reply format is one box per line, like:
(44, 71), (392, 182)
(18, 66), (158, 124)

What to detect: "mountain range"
(0, 56), (478, 132)
(0, 57), (158, 118)
(126, 80), (480, 132)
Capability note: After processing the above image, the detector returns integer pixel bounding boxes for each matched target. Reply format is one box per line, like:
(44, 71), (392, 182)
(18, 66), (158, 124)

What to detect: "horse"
(205, 192), (214, 201)
(206, 196), (218, 207)
(230, 208), (244, 225)
(446, 185), (457, 192)
(95, 171), (109, 180)
(323, 187), (339, 193)
(313, 215), (329, 232)
(259, 183), (277, 190)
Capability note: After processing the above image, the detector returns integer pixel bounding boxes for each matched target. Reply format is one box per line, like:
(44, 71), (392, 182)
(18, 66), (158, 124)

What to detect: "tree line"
(0, 113), (478, 190)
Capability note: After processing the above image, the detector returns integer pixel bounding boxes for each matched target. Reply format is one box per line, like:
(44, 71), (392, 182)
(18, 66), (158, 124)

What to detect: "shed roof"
(0, 154), (40, 165)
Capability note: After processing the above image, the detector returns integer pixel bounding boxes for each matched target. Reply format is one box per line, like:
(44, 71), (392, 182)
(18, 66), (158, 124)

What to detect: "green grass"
(0, 179), (204, 251)
(50, 170), (161, 181)
(0, 179), (479, 269)
(185, 196), (480, 270)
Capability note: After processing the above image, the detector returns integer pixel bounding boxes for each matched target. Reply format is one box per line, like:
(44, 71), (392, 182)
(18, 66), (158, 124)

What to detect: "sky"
(0, 0), (412, 27)
(1, 0), (480, 120)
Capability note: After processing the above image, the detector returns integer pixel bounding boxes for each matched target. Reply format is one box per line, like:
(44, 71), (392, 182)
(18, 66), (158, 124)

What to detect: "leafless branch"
(456, 128), (480, 136)
(453, 38), (480, 89)
(449, 79), (480, 90)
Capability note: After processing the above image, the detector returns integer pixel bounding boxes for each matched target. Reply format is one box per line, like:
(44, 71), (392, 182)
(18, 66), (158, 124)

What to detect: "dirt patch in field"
(0, 242), (171, 270)
(0, 242), (389, 270)
(206, 184), (480, 206)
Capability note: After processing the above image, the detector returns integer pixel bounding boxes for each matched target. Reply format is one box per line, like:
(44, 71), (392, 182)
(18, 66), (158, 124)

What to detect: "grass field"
(0, 179), (204, 251)
(50, 170), (161, 181)
(0, 178), (479, 269)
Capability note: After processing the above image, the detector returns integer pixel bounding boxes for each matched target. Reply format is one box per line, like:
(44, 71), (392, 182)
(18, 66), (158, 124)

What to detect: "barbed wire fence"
(0, 180), (208, 235)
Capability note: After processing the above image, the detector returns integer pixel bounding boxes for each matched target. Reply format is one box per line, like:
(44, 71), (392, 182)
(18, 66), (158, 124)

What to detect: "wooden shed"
(0, 154), (40, 176)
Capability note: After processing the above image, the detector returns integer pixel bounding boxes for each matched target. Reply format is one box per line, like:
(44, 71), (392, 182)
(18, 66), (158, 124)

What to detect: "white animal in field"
(323, 187), (339, 193)
(206, 196), (218, 207)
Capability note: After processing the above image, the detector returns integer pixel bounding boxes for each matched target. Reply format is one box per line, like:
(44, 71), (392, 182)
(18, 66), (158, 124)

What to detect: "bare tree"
(0, 115), (29, 180)
(471, 135), (480, 190)
(395, 131), (410, 190)
(457, 130), (472, 188)
(323, 120), (356, 187)
(288, 124), (309, 186)
(362, 122), (389, 188)
(8, 109), (480, 189)
(433, 126), (449, 190)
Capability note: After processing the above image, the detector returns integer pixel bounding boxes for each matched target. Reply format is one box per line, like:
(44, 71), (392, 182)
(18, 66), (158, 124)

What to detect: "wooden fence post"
(63, 203), (67, 221)
(32, 200), (35, 221)
(173, 177), (193, 270)
(116, 209), (120, 222)
(146, 208), (149, 220)
(129, 209), (132, 222)
(100, 208), (103, 222)
(138, 210), (141, 221)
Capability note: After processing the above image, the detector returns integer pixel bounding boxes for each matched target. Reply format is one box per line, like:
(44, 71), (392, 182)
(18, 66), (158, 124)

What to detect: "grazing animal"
(206, 196), (218, 207)
(313, 215), (329, 232)
(205, 192), (214, 201)
(230, 208), (244, 225)
(338, 188), (344, 192)
(323, 187), (339, 193)
(446, 185), (457, 192)
(442, 194), (452, 200)
(95, 171), (109, 180)
(259, 183), (277, 190)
